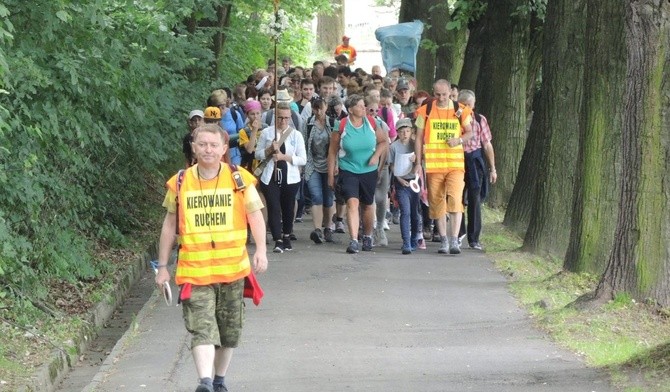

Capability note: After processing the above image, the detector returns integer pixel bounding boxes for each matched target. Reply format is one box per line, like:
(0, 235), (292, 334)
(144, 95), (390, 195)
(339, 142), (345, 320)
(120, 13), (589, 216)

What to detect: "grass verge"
(482, 207), (670, 392)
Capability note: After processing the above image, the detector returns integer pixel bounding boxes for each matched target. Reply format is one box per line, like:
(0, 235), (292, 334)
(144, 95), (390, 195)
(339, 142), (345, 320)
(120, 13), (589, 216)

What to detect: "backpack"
(421, 98), (461, 118)
(337, 115), (377, 134)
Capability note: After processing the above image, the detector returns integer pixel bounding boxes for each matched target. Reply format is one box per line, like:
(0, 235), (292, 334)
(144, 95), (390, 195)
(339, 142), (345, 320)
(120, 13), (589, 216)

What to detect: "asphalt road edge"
(19, 248), (154, 392)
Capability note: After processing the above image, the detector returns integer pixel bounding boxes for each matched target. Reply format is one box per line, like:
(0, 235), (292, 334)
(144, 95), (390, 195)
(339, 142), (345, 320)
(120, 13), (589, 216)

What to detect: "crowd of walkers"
(180, 55), (497, 256)
(163, 44), (498, 392)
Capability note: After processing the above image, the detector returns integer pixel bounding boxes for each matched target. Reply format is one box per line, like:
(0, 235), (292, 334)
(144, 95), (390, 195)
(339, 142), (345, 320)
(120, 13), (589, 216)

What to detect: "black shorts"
(336, 169), (378, 206)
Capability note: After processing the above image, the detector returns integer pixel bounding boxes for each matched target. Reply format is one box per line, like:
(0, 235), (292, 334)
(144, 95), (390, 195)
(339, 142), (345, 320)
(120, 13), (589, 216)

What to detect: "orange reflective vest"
(167, 165), (253, 285)
(415, 102), (472, 173)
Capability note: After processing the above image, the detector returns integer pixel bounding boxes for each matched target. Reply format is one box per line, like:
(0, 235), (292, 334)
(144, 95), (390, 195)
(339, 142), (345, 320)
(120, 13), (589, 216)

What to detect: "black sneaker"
(213, 384), (228, 392)
(346, 239), (359, 254)
(289, 233), (298, 241)
(362, 235), (373, 251)
(310, 228), (325, 244)
(196, 384), (213, 392)
(282, 236), (293, 251)
(273, 240), (284, 253)
(323, 227), (334, 243)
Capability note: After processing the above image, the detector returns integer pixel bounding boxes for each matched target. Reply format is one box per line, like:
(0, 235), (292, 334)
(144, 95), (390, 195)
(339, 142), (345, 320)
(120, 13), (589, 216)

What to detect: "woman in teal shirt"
(327, 94), (388, 254)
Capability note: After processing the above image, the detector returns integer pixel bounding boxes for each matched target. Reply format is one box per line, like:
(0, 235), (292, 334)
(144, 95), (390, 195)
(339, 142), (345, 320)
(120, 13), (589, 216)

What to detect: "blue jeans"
(394, 179), (420, 247)
(306, 171), (334, 207)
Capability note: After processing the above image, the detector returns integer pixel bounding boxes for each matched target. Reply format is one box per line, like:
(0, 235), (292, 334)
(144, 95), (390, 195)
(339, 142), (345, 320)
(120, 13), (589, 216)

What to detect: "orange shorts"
(427, 171), (465, 218)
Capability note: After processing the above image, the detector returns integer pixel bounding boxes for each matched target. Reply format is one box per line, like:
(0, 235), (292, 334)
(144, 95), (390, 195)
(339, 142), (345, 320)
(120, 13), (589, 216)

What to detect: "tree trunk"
(522, 0), (586, 256)
(475, 0), (530, 207)
(317, 0), (344, 55)
(503, 87), (542, 234)
(458, 16), (486, 90)
(400, 0), (466, 90)
(564, 0), (626, 274)
(183, 3), (233, 79)
(400, 0), (434, 89)
(595, 0), (670, 307)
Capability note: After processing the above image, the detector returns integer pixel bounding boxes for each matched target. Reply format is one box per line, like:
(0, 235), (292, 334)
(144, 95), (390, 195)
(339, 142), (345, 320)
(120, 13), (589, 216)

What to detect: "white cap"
(188, 110), (204, 120)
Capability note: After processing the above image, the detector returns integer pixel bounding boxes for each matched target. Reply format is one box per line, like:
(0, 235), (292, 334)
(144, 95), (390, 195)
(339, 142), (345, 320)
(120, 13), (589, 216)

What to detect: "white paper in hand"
(393, 152), (415, 177)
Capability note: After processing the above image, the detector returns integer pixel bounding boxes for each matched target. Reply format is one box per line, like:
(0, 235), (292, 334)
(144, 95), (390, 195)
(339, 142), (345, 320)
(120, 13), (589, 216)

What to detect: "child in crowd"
(388, 118), (421, 254)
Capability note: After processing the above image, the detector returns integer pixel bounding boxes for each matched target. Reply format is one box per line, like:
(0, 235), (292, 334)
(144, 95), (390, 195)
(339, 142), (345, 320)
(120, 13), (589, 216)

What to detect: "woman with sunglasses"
(255, 102), (306, 253)
(304, 96), (337, 244)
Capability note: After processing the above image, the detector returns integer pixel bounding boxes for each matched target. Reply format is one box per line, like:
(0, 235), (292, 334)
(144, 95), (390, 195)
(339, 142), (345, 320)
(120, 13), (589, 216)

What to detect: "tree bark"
(475, 0), (530, 207)
(400, 0), (433, 89)
(596, 0), (670, 307)
(317, 0), (344, 55)
(564, 0), (626, 274)
(522, 0), (586, 256)
(503, 87), (542, 234)
(400, 0), (466, 90)
(458, 16), (486, 90)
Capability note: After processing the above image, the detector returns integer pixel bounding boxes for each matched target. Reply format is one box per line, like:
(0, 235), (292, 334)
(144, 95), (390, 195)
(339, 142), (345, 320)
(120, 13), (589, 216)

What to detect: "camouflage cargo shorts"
(182, 279), (245, 349)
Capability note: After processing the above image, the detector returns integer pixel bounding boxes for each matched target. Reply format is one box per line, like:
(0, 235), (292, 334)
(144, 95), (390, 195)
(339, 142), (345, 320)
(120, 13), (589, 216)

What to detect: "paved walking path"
(68, 217), (611, 392)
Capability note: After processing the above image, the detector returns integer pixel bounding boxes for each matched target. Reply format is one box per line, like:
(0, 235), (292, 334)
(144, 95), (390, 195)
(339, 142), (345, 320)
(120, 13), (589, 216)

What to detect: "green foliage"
(513, 0), (547, 20)
(0, 0), (336, 318)
(448, 0), (487, 31)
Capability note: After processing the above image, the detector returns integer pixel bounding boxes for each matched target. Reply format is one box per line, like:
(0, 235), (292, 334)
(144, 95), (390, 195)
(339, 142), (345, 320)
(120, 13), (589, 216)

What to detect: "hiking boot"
(346, 239), (359, 254)
(470, 242), (483, 251)
(282, 236), (293, 251)
(323, 227), (335, 243)
(438, 236), (449, 254)
(310, 228), (325, 244)
(335, 220), (346, 233)
(362, 235), (373, 251)
(273, 240), (284, 253)
(449, 237), (461, 255)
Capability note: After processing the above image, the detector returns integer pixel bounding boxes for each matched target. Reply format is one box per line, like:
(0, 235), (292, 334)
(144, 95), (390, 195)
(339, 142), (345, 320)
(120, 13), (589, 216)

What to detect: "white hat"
(188, 109), (204, 120)
(274, 89), (292, 102)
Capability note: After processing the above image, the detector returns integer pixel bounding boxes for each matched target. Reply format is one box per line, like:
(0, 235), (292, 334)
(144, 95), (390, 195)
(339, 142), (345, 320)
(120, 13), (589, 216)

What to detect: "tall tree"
(317, 0), (344, 54)
(458, 14), (486, 90)
(564, 0), (626, 274)
(399, 0), (466, 90)
(595, 0), (670, 307)
(522, 0), (586, 255)
(184, 2), (234, 78)
(503, 88), (543, 233)
(475, 0), (530, 207)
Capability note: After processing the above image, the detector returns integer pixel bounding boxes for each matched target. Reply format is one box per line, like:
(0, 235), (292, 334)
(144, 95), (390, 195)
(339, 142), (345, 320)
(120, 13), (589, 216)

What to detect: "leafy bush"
(0, 0), (332, 316)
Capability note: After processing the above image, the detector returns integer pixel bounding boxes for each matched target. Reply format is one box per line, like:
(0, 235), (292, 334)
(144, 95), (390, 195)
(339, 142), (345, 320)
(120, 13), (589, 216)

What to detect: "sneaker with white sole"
(470, 242), (483, 250)
(273, 240), (284, 253)
(346, 239), (360, 254)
